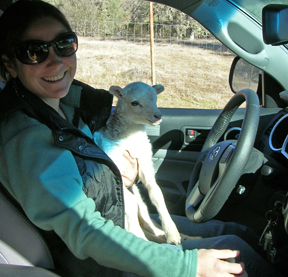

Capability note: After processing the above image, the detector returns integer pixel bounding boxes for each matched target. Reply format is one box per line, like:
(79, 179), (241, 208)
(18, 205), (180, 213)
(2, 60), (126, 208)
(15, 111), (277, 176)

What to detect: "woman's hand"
(121, 150), (138, 188)
(197, 249), (247, 277)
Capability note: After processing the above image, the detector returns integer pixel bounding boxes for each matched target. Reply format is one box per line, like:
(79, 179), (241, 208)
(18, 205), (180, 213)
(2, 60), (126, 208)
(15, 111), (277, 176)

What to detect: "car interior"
(1, 0), (288, 276)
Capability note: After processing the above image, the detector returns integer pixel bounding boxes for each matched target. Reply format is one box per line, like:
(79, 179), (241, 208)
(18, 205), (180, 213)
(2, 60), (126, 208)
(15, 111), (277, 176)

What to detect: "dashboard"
(259, 110), (288, 234)
(269, 113), (288, 160)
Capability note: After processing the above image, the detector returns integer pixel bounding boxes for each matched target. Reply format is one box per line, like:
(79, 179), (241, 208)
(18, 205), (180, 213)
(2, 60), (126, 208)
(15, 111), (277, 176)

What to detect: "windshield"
(230, 0), (288, 24)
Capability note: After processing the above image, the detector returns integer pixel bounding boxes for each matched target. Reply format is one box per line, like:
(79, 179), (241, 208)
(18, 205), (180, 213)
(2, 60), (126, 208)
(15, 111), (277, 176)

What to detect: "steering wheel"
(186, 89), (259, 223)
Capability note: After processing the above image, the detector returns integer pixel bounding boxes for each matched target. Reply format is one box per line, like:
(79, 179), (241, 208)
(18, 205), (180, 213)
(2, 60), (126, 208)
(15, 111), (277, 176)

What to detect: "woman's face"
(7, 17), (77, 105)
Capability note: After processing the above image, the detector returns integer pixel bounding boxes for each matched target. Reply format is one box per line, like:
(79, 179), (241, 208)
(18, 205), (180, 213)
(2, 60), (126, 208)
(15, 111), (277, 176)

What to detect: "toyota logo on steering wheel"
(209, 146), (221, 161)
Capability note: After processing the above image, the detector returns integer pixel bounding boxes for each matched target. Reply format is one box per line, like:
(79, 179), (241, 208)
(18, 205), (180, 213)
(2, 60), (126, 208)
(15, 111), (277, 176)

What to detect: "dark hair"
(0, 0), (72, 80)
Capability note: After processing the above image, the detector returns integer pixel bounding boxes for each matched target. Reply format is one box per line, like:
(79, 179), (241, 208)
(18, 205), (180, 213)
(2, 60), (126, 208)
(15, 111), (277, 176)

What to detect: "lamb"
(93, 81), (181, 245)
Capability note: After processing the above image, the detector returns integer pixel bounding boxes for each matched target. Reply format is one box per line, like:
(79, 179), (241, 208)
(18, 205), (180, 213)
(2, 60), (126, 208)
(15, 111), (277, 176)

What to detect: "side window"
(46, 1), (236, 109)
(76, 28), (235, 109)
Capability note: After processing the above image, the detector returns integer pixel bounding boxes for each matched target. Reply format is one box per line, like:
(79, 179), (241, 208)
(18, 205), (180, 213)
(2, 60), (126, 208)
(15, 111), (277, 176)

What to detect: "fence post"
(149, 2), (156, 85)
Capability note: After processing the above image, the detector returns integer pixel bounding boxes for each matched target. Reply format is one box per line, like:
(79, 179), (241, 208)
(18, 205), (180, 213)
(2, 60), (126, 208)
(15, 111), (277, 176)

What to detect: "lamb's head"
(109, 82), (164, 126)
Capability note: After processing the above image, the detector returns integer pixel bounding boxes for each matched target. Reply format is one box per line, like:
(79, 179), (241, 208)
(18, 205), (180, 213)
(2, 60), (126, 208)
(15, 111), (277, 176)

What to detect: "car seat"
(0, 183), (60, 276)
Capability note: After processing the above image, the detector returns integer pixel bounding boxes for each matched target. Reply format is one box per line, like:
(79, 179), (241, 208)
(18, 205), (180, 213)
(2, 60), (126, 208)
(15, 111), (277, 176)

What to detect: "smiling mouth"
(43, 72), (65, 82)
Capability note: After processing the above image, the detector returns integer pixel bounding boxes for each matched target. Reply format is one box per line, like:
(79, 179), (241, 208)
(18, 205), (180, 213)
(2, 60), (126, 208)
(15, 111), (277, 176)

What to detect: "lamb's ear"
(153, 84), (164, 95)
(109, 86), (124, 98)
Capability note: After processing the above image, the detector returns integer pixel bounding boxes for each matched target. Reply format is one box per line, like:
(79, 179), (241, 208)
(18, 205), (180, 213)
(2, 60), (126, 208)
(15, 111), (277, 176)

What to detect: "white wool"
(93, 82), (181, 244)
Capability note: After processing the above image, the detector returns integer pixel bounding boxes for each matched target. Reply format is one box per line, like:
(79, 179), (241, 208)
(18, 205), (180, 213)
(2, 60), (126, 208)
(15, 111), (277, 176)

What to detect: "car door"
(142, 105), (246, 216)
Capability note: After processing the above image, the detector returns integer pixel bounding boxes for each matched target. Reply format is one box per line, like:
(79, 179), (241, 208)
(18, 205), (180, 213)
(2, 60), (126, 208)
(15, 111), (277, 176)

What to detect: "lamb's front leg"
(138, 160), (181, 245)
(131, 185), (167, 243)
(123, 186), (148, 241)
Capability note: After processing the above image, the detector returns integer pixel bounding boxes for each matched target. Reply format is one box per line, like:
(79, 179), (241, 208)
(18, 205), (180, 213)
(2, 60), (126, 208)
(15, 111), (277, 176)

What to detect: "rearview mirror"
(262, 4), (288, 46)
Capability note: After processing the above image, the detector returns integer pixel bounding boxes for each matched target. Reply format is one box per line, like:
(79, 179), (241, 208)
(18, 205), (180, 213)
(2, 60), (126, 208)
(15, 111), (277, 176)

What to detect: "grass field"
(75, 37), (236, 109)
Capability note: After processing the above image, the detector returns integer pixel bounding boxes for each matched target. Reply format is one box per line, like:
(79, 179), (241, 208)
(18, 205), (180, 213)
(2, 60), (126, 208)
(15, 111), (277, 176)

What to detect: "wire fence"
(70, 20), (213, 43)
(72, 20), (236, 109)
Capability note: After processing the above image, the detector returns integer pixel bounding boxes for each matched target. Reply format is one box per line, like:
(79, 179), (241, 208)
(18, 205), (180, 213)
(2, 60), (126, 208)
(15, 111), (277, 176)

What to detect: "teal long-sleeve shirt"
(0, 94), (198, 277)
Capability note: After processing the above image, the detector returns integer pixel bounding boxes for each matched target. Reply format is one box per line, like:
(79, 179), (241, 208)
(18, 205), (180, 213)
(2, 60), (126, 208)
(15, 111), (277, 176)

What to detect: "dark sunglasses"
(14, 32), (78, 65)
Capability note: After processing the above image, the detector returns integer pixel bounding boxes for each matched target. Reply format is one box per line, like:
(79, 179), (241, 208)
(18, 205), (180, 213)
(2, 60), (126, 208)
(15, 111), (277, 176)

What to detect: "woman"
(0, 1), (281, 276)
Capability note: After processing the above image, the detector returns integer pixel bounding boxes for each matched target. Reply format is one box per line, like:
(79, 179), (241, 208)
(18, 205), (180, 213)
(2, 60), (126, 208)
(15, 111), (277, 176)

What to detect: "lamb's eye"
(131, 101), (139, 106)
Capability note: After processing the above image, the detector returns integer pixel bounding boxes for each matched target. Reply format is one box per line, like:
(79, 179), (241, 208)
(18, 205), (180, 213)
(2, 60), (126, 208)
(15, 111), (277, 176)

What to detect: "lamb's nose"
(154, 114), (162, 120)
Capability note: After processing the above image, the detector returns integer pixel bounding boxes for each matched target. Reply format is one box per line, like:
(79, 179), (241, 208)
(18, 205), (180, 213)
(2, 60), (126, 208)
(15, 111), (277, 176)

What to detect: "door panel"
(151, 150), (199, 215)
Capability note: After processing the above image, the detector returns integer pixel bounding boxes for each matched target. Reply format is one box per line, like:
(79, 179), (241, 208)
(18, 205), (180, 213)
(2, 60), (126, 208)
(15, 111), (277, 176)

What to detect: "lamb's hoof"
(166, 232), (181, 245)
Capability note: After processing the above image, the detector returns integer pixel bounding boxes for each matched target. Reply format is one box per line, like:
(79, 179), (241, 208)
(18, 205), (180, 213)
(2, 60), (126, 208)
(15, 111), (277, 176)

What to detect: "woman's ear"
(1, 55), (18, 78)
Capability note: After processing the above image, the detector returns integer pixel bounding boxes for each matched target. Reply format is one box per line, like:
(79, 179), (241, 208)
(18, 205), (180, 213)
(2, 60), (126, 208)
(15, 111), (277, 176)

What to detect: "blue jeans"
(124, 215), (283, 277)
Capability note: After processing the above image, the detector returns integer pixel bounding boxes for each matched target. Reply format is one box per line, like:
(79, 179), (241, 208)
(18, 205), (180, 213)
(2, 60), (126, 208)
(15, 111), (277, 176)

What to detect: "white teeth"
(43, 73), (64, 82)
